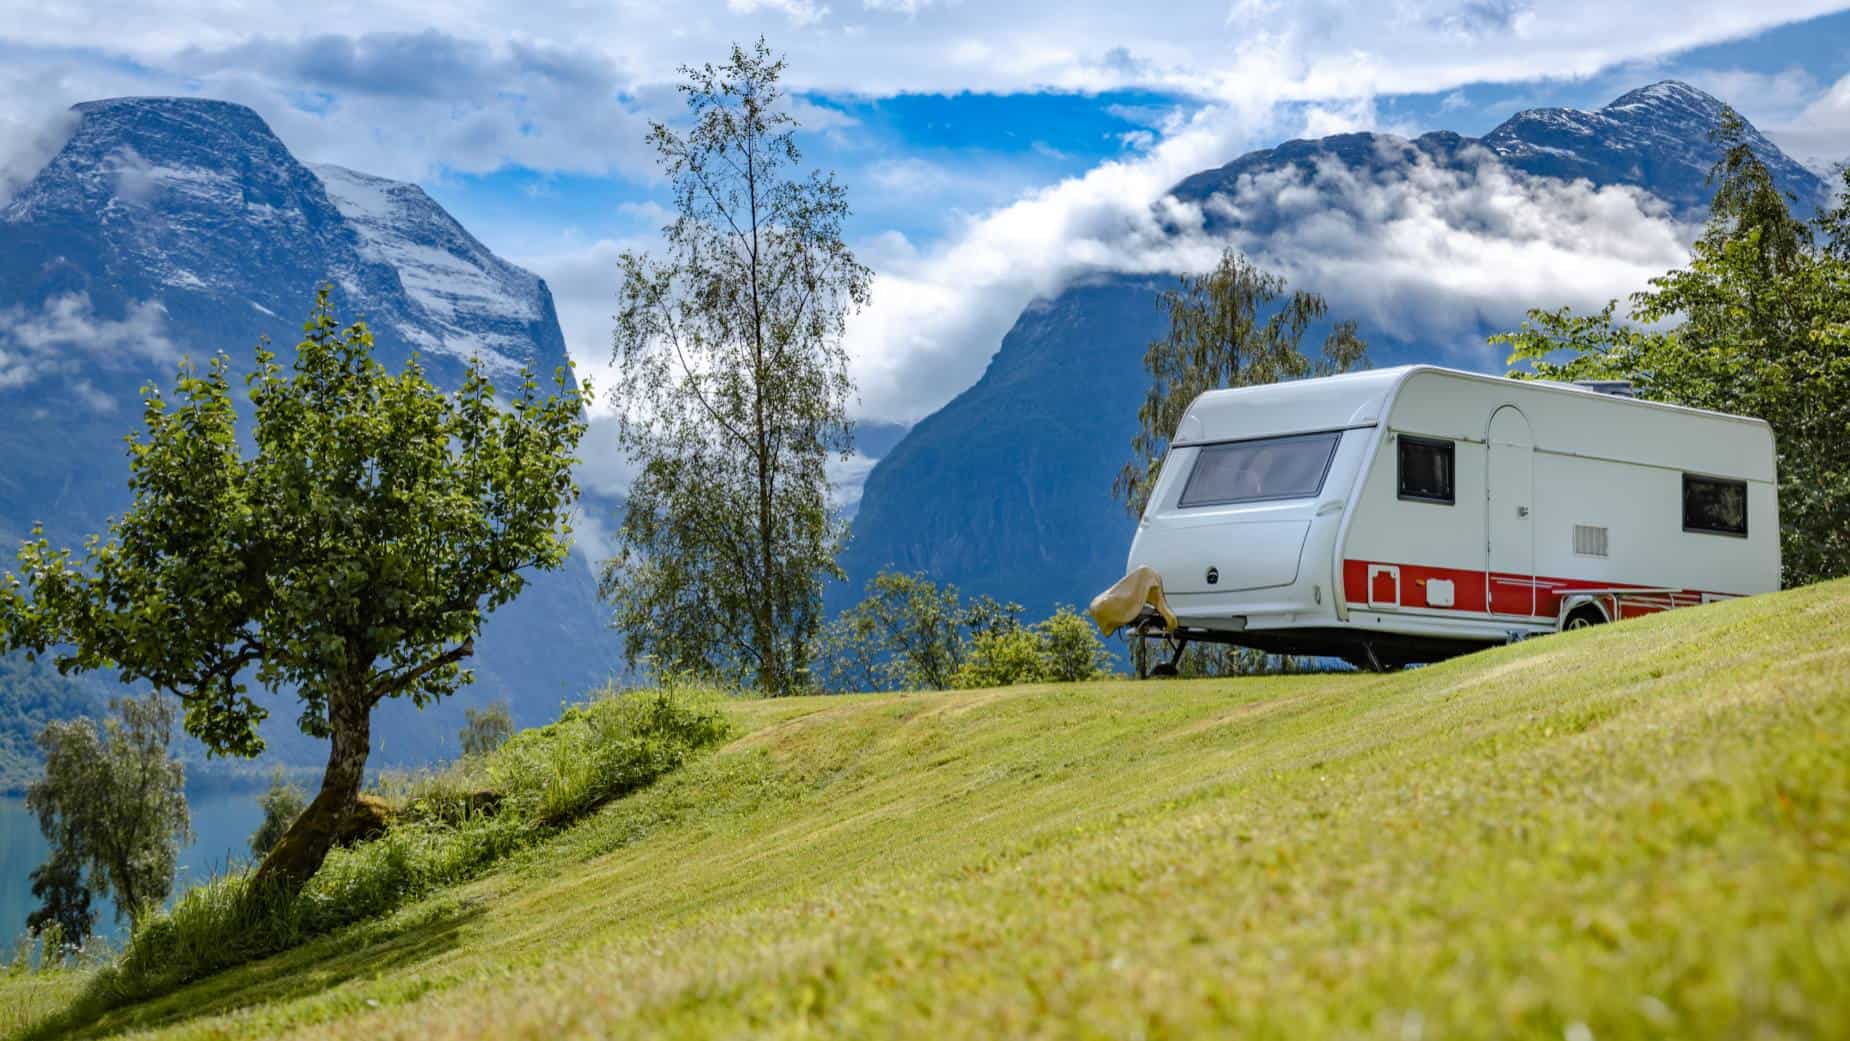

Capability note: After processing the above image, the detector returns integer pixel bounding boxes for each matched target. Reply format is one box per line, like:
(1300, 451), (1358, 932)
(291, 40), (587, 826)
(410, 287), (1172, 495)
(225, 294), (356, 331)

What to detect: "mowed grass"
(5, 580), (1848, 1040)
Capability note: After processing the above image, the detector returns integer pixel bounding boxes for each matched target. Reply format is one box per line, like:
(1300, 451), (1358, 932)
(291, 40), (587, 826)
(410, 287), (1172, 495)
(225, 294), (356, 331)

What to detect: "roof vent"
(1572, 380), (1638, 399)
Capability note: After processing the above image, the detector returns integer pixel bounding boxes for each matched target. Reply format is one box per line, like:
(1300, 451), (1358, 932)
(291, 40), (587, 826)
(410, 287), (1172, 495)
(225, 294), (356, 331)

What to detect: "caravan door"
(1486, 405), (1535, 616)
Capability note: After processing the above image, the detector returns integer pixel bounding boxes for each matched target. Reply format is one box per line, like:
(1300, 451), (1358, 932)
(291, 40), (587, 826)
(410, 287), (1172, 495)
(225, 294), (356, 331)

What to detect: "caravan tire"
(1563, 606), (1607, 632)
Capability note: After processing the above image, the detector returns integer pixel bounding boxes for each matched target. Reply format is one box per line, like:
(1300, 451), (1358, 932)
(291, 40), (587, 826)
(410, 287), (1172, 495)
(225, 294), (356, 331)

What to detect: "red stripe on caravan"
(1341, 559), (1720, 620)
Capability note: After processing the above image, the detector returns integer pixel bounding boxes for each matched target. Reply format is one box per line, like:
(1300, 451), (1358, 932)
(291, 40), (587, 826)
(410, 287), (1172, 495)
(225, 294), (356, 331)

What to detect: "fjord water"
(0, 790), (264, 951)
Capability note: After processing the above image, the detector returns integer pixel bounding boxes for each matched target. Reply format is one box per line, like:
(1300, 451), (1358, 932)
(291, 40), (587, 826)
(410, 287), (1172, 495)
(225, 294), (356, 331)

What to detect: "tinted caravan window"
(1177, 431), (1340, 507)
(1683, 474), (1748, 536)
(1397, 436), (1454, 505)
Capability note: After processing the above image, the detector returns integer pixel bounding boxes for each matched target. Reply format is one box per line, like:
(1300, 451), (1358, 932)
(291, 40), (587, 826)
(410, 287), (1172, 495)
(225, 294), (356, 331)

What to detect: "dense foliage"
(0, 288), (589, 890)
(26, 694), (189, 943)
(950, 606), (1114, 689)
(602, 40), (871, 696)
(816, 570), (1022, 692)
(1495, 113), (1850, 586)
(1116, 248), (1369, 515)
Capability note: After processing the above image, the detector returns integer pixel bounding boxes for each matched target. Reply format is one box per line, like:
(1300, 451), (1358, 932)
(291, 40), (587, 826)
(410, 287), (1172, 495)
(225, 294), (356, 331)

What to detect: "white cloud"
(0, 96), (78, 207)
(1768, 71), (1850, 172)
(0, 294), (179, 391)
(729, 0), (832, 26)
(1207, 144), (1697, 358)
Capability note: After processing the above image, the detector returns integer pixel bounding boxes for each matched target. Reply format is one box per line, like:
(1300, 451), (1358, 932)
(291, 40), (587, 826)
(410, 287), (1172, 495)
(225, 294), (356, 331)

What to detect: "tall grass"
(26, 684), (732, 1035)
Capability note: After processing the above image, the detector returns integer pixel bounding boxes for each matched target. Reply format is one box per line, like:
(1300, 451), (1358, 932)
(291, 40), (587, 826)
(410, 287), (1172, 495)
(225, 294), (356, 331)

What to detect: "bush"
(47, 685), (733, 1027)
(952, 628), (1047, 689)
(951, 607), (1115, 689)
(1037, 606), (1111, 682)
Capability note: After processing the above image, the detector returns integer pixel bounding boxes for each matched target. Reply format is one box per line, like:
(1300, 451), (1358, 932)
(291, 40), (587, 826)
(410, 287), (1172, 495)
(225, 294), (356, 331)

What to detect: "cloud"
(728, 0), (832, 26)
(1768, 71), (1850, 171)
(0, 293), (178, 395)
(1205, 143), (1696, 359)
(0, 76), (80, 206)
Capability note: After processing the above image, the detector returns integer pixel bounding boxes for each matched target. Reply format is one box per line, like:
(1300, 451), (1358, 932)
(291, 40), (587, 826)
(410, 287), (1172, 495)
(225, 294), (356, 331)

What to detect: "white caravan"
(1108, 365), (1780, 670)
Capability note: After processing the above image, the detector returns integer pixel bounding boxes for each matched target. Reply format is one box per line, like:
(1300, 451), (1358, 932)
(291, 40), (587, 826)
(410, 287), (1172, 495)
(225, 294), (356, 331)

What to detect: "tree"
(1115, 248), (1368, 514)
(815, 569), (1022, 692)
(26, 693), (189, 932)
(602, 39), (871, 696)
(1495, 109), (1850, 585)
(248, 769), (308, 860)
(0, 289), (589, 890)
(460, 701), (515, 758)
(1037, 607), (1112, 683)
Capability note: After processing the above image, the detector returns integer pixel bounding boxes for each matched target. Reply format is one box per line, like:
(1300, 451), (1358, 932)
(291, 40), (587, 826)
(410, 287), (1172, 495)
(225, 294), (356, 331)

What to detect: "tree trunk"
(252, 688), (371, 892)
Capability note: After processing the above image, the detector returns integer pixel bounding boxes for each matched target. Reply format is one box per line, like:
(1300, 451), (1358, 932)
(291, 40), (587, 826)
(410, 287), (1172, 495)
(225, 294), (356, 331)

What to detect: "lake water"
(0, 790), (266, 951)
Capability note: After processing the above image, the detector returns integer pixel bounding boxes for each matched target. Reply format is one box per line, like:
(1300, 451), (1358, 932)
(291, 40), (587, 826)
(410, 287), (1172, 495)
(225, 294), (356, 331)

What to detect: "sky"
(2, 1), (1849, 505)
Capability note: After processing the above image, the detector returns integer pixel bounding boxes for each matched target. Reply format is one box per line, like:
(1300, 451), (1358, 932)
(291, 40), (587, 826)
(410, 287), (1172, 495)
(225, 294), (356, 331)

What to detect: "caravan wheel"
(1563, 606), (1607, 632)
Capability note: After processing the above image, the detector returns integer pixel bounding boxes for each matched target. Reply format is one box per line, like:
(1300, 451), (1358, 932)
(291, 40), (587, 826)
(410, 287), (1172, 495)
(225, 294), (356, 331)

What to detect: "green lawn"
(5, 580), (1847, 1040)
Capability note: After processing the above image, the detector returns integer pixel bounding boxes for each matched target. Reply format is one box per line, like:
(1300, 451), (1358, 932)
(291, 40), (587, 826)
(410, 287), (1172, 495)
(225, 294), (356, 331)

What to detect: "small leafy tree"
(1116, 248), (1368, 514)
(460, 701), (515, 758)
(1495, 111), (1850, 585)
(816, 569), (1023, 692)
(602, 39), (872, 696)
(0, 289), (589, 890)
(26, 693), (189, 931)
(248, 768), (308, 860)
(1037, 606), (1112, 682)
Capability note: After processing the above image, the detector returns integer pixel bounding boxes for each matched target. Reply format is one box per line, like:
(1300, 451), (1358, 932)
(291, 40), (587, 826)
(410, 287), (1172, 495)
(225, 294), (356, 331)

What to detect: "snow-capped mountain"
(0, 97), (613, 777)
(839, 81), (1829, 620)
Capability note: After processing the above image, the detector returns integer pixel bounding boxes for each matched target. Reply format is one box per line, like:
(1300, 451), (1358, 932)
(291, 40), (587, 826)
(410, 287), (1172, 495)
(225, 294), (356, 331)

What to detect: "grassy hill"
(5, 581), (1847, 1040)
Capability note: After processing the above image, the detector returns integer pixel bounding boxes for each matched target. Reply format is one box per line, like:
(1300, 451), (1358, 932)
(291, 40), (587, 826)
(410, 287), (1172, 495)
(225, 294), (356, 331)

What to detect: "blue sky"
(1, 1), (1848, 451)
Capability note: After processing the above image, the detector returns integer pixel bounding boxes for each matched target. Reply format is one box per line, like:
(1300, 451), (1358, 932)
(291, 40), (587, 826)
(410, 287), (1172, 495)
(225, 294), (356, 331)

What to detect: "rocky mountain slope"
(837, 81), (1829, 618)
(0, 97), (617, 779)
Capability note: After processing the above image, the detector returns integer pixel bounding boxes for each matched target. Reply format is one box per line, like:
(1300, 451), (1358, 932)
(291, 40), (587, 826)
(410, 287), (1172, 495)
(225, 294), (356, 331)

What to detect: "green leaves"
(602, 40), (868, 695)
(1495, 109), (1850, 587)
(1116, 249), (1369, 516)
(0, 286), (590, 757)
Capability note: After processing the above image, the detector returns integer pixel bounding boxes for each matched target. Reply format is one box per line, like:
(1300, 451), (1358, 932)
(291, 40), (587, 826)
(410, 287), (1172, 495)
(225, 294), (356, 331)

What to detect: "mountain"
(838, 82), (1830, 618)
(0, 97), (618, 783)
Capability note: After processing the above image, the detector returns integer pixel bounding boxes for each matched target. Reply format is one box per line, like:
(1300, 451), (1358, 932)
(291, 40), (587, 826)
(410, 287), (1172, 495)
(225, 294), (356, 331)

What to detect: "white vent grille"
(1574, 524), (1609, 558)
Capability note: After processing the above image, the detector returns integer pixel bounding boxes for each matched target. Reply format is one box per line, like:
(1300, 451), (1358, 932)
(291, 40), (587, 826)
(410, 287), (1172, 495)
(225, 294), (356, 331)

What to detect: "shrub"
(1037, 606), (1112, 682)
(952, 628), (1047, 689)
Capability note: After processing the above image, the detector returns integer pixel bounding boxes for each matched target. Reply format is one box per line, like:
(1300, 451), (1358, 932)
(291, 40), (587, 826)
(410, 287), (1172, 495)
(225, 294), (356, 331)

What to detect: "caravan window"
(1397, 436), (1455, 505)
(1683, 474), (1748, 536)
(1177, 431), (1339, 508)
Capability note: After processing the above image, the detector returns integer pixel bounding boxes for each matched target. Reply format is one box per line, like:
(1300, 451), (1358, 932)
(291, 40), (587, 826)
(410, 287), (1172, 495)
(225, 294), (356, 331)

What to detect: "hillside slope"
(7, 582), (1848, 1039)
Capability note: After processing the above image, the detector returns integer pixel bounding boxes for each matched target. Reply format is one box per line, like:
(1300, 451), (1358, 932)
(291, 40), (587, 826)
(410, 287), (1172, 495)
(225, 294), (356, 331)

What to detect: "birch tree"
(602, 40), (871, 695)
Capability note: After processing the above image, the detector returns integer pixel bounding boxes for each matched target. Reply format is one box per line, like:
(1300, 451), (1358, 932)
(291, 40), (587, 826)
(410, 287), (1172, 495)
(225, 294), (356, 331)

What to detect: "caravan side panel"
(1338, 369), (1779, 628)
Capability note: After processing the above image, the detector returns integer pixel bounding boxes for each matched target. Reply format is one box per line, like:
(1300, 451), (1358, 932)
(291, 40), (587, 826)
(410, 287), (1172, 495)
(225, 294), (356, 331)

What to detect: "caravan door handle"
(1516, 505), (1530, 518)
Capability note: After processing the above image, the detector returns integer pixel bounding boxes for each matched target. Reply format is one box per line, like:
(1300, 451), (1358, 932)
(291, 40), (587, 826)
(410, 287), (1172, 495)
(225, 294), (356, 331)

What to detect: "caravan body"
(1123, 365), (1780, 667)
